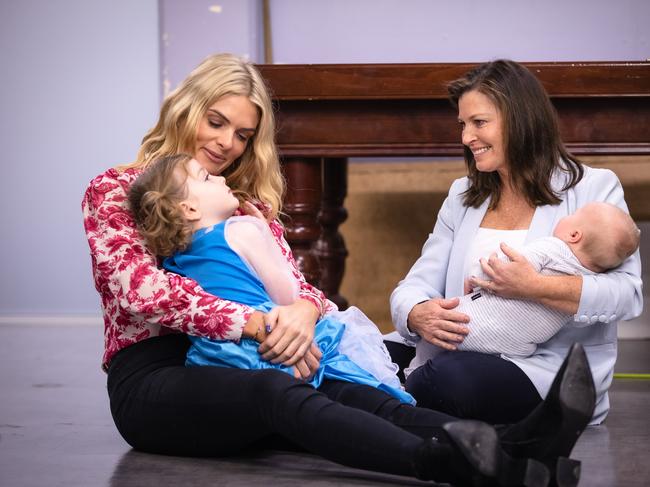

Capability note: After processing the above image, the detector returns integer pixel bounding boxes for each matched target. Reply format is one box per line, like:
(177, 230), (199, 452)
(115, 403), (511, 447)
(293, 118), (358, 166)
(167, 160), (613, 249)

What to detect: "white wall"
(270, 0), (649, 63)
(0, 0), (159, 318)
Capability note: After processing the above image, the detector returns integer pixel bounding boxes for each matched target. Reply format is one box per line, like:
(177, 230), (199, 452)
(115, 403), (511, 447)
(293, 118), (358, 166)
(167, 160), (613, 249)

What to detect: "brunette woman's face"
(194, 95), (259, 175)
(457, 90), (508, 177)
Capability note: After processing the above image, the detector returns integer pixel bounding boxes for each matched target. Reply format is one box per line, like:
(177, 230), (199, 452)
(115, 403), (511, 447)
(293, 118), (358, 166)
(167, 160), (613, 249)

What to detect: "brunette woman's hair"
(447, 59), (583, 209)
(128, 154), (194, 257)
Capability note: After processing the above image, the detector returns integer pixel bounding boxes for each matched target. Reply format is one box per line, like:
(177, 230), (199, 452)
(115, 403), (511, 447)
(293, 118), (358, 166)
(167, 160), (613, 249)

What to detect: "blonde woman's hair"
(128, 154), (194, 257)
(121, 53), (284, 219)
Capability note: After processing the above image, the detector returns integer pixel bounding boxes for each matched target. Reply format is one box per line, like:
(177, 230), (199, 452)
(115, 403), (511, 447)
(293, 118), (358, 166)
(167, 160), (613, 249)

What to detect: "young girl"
(128, 153), (413, 403)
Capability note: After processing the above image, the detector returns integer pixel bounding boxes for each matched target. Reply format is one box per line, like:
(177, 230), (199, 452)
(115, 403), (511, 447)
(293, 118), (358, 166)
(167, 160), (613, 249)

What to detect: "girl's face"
(457, 90), (508, 177)
(194, 94), (260, 175)
(182, 158), (240, 225)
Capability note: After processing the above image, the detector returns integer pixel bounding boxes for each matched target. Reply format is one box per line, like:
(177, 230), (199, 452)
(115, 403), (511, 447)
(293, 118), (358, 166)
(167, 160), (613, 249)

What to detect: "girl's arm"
(225, 216), (299, 305)
(241, 201), (334, 317)
(83, 169), (253, 342)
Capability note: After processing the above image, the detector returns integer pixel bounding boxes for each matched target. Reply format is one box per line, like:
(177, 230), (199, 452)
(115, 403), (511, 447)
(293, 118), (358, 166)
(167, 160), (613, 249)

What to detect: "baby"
(409, 201), (640, 371)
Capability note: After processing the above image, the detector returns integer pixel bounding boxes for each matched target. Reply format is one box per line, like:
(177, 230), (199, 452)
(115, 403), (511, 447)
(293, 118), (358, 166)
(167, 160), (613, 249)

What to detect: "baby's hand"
(241, 201), (267, 222)
(463, 278), (474, 295)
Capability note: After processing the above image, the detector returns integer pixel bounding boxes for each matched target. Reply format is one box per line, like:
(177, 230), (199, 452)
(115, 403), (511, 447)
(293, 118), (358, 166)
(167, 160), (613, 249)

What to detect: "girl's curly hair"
(128, 154), (194, 257)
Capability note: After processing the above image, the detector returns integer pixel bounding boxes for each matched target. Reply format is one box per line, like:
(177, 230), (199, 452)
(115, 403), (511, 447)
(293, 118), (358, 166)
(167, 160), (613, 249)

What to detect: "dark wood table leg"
(281, 157), (322, 287)
(314, 158), (349, 309)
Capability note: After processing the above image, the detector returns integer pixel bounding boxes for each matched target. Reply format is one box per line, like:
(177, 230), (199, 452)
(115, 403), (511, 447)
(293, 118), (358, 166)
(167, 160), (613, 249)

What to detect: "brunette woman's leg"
(405, 350), (542, 424)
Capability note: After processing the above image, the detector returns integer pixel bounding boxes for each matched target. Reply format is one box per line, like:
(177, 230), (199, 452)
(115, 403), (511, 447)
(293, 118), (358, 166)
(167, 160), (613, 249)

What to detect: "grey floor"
(1, 324), (649, 487)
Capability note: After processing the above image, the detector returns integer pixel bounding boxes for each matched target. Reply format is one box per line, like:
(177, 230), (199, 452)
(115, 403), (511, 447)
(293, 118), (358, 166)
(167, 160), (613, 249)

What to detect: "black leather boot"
(498, 343), (596, 487)
(415, 421), (550, 486)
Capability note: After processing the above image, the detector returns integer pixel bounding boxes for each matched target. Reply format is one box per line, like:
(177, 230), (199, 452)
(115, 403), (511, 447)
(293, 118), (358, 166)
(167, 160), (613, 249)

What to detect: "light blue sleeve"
(390, 178), (465, 341)
(573, 168), (643, 326)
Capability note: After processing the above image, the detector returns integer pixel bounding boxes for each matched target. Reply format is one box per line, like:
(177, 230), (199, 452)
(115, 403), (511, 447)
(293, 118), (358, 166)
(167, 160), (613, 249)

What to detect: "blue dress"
(164, 219), (414, 404)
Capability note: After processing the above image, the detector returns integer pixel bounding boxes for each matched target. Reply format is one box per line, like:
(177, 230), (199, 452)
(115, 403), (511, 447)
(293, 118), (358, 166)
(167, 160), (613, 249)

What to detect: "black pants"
(405, 350), (542, 424)
(107, 334), (458, 478)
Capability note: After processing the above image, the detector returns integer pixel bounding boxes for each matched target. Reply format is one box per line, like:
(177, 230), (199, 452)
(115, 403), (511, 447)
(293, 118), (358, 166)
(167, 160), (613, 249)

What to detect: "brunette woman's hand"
(463, 278), (474, 295)
(469, 243), (540, 299)
(258, 299), (321, 366)
(407, 298), (470, 350)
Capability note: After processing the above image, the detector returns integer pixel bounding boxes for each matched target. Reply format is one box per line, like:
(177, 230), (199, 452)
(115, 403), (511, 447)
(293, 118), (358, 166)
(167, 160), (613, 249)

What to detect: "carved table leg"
(281, 157), (322, 286)
(314, 158), (349, 309)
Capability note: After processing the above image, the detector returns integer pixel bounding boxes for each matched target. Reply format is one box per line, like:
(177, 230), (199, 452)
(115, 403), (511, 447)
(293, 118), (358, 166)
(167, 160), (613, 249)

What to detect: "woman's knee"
(405, 354), (475, 411)
(247, 369), (313, 405)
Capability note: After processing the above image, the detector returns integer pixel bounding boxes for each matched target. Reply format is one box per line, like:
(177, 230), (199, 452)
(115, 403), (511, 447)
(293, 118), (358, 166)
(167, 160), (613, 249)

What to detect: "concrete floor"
(1, 324), (649, 486)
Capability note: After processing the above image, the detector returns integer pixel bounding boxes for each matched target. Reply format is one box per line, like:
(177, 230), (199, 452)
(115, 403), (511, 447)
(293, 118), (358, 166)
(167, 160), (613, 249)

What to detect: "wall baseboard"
(618, 320), (650, 340)
(0, 315), (103, 326)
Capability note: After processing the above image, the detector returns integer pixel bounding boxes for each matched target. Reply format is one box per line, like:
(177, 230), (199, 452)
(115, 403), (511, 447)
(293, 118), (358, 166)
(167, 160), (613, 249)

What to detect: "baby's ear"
(567, 229), (582, 243)
(180, 200), (201, 221)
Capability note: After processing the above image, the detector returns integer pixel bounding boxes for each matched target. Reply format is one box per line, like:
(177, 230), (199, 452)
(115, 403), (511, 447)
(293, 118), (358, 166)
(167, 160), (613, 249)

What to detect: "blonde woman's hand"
(469, 243), (540, 299)
(291, 343), (322, 380)
(241, 201), (272, 223)
(258, 299), (321, 366)
(407, 298), (470, 350)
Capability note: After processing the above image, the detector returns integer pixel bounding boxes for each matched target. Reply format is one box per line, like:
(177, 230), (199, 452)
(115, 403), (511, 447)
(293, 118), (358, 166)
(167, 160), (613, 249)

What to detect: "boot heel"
(444, 421), (551, 486)
(521, 458), (551, 487)
(554, 457), (581, 487)
(498, 456), (550, 487)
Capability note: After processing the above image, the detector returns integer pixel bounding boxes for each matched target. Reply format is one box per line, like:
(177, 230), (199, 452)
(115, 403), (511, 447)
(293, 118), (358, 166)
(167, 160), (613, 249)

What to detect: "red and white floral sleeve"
(83, 167), (253, 369)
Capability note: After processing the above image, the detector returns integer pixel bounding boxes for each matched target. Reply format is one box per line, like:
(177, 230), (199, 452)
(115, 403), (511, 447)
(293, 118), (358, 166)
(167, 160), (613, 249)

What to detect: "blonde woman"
(83, 54), (595, 486)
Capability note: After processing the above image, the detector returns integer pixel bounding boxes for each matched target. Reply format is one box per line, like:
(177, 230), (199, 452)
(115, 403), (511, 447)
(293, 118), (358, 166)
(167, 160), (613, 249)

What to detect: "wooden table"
(258, 62), (650, 308)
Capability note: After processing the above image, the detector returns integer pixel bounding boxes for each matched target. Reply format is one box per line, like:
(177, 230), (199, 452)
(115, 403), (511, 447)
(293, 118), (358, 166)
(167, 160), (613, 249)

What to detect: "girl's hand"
(259, 299), (321, 366)
(241, 201), (271, 223)
(407, 298), (470, 350)
(469, 243), (540, 299)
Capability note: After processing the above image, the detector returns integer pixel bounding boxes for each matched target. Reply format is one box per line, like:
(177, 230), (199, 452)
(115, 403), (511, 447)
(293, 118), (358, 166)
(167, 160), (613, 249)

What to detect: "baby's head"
(553, 202), (640, 272)
(128, 154), (240, 256)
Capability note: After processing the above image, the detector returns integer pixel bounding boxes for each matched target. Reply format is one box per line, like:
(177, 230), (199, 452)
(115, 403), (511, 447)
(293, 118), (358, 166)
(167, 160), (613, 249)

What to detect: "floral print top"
(82, 167), (331, 371)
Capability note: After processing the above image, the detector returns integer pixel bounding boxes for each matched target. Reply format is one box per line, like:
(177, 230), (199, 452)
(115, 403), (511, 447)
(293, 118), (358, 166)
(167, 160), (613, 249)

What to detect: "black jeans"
(406, 350), (542, 424)
(107, 334), (457, 477)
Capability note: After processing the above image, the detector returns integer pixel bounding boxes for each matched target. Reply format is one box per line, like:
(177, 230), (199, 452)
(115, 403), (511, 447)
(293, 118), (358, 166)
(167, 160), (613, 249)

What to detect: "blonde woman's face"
(194, 95), (259, 175)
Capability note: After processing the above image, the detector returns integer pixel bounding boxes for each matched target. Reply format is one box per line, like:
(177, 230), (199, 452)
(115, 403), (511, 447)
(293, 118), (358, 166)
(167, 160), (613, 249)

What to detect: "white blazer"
(390, 165), (643, 424)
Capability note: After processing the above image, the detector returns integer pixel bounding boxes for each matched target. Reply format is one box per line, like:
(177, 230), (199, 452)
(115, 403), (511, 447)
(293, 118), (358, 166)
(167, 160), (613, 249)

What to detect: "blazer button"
(579, 315), (589, 323)
(590, 315), (599, 324)
(610, 314), (617, 321)
(599, 314), (608, 322)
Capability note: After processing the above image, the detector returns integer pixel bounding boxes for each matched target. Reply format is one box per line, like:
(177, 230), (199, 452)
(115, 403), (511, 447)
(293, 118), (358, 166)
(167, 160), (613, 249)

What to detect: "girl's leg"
(405, 350), (542, 423)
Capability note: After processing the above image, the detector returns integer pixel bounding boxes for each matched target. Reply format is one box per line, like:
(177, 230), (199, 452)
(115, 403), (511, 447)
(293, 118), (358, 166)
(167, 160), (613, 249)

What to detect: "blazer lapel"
(446, 197), (490, 296)
(526, 168), (568, 242)
(526, 204), (560, 242)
